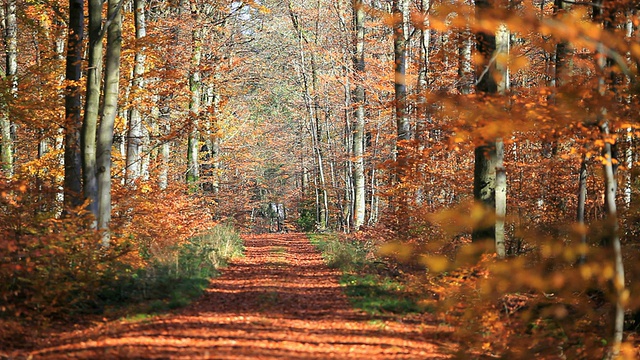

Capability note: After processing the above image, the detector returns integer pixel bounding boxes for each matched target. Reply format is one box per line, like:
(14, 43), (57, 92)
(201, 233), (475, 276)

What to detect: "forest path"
(25, 233), (449, 359)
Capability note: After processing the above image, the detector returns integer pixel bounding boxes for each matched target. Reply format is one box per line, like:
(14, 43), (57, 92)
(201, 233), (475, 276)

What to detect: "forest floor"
(13, 233), (452, 359)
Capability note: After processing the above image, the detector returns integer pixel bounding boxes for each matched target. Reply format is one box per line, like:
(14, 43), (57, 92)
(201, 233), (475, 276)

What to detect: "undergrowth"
(308, 233), (425, 316)
(99, 224), (244, 316)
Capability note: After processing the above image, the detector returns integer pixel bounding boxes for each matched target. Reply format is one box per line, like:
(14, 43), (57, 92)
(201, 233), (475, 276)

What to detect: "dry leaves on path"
(17, 233), (450, 359)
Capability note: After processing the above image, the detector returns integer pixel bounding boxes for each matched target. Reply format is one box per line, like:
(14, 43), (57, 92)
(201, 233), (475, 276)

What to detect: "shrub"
(0, 180), (133, 320)
(309, 234), (371, 271)
(295, 200), (316, 232)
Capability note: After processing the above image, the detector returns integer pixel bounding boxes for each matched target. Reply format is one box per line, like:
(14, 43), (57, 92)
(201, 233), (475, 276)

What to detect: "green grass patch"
(340, 273), (422, 315)
(99, 224), (244, 317)
(308, 233), (425, 316)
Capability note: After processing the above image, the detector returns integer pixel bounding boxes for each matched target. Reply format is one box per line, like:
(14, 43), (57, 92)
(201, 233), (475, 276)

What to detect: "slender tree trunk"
(209, 87), (221, 196)
(1, 0), (16, 177)
(493, 24), (509, 259)
(96, 0), (123, 246)
(352, 0), (366, 230)
(126, 0), (147, 185)
(392, 0), (409, 221)
(63, 0), (84, 207)
(576, 155), (587, 264)
(82, 0), (104, 219)
(312, 2), (329, 229)
(472, 0), (508, 259)
(602, 119), (625, 359)
(415, 0), (431, 206)
(473, 0), (497, 244)
(393, 0), (409, 147)
(289, 1), (329, 229)
(159, 103), (171, 190)
(458, 28), (473, 95)
(186, 25), (202, 184)
(416, 0), (430, 141)
(592, 2), (624, 357)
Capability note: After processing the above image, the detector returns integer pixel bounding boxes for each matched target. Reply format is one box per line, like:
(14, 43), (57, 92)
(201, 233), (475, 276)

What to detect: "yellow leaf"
(419, 255), (449, 273)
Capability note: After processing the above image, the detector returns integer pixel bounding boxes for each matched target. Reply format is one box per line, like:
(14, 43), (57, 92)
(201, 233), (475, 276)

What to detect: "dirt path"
(23, 233), (450, 359)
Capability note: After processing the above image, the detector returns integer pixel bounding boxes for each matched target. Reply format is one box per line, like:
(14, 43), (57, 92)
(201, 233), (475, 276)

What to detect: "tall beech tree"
(96, 0), (124, 245)
(82, 0), (105, 219)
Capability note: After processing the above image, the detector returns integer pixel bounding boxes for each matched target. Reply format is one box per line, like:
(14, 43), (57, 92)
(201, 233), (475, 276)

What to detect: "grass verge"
(99, 224), (244, 317)
(308, 233), (425, 316)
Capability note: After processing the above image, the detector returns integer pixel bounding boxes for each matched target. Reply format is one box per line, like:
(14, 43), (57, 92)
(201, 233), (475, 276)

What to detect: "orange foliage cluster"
(0, 175), (217, 324)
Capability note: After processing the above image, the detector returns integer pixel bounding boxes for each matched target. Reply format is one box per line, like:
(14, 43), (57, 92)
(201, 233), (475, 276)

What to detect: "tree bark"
(392, 0), (409, 220)
(1, 0), (16, 178)
(352, 0), (366, 230)
(126, 0), (147, 185)
(96, 0), (123, 247)
(82, 0), (105, 219)
(159, 103), (171, 190)
(472, 0), (507, 258)
(63, 0), (84, 208)
(186, 24), (202, 184)
(576, 154), (587, 264)
(393, 0), (409, 144)
(472, 0), (497, 244)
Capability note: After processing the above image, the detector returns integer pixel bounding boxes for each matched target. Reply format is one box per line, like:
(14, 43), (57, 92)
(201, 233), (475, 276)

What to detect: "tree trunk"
(186, 25), (202, 184)
(126, 0), (147, 185)
(63, 0), (84, 208)
(576, 154), (587, 264)
(602, 120), (625, 359)
(392, 0), (409, 220)
(1, 0), (16, 178)
(352, 0), (366, 230)
(473, 0), (497, 243)
(96, 0), (123, 247)
(458, 28), (473, 95)
(393, 0), (409, 145)
(82, 0), (105, 219)
(472, 0), (507, 258)
(159, 103), (171, 190)
(473, 144), (497, 242)
(591, 1), (625, 356)
(288, 1), (329, 229)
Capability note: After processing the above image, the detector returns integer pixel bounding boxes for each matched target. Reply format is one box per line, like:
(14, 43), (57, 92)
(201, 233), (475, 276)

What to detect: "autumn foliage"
(2, 0), (640, 358)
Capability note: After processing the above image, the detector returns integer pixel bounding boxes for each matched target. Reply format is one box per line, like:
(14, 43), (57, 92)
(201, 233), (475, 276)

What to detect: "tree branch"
(98, 0), (128, 40)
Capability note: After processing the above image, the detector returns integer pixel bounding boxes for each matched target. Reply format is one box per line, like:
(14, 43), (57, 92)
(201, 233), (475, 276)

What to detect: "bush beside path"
(16, 233), (450, 359)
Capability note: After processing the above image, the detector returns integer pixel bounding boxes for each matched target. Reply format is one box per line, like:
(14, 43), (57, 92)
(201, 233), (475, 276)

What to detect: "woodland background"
(1, 0), (640, 358)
